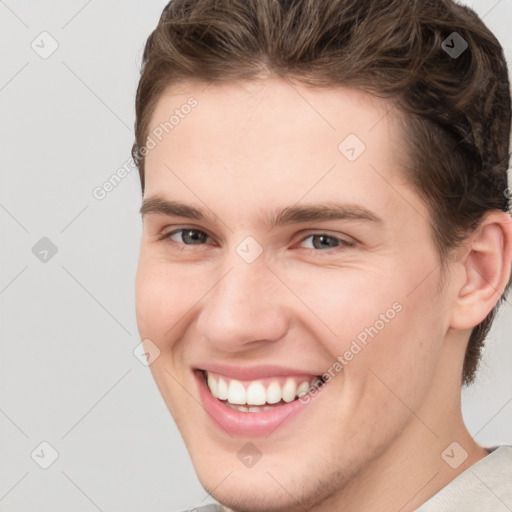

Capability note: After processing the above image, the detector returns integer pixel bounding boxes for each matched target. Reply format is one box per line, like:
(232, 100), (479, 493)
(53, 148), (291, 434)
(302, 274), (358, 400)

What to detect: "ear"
(450, 211), (512, 330)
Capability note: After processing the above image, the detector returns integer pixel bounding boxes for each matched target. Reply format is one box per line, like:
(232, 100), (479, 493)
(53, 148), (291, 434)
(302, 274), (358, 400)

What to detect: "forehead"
(143, 78), (412, 216)
(146, 78), (400, 161)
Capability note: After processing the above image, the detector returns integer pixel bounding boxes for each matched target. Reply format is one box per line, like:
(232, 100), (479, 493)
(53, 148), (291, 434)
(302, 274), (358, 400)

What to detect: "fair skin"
(135, 77), (512, 512)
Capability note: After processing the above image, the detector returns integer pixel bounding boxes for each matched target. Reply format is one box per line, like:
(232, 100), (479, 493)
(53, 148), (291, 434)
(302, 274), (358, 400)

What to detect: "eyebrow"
(140, 195), (383, 228)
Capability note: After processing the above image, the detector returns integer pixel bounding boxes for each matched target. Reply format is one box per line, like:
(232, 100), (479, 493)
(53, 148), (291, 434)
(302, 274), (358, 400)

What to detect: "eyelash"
(159, 227), (355, 254)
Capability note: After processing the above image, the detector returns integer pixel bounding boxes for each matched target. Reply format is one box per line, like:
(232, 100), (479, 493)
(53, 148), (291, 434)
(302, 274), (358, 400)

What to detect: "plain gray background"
(1, 1), (511, 511)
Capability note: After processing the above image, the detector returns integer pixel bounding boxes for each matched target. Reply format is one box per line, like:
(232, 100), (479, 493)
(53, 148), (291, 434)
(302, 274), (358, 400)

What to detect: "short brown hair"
(132, 0), (511, 386)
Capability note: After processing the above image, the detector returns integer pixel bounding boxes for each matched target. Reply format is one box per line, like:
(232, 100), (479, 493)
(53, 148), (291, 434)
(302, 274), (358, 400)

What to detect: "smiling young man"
(132, 0), (512, 511)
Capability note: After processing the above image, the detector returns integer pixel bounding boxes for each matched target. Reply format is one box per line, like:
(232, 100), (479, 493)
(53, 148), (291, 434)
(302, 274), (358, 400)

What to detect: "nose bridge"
(196, 250), (289, 349)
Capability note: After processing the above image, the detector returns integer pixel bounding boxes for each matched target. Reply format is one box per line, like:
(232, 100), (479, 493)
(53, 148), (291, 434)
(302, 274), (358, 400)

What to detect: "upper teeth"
(206, 371), (320, 405)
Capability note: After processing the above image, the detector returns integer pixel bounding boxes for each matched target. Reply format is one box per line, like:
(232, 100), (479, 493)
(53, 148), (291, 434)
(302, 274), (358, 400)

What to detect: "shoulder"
(415, 445), (512, 511)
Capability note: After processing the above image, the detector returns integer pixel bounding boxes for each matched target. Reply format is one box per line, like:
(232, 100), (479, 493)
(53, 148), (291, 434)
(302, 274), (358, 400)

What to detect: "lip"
(194, 362), (324, 381)
(194, 369), (319, 437)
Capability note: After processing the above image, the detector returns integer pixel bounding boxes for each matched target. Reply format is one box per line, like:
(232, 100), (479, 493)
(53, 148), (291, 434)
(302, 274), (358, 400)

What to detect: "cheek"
(293, 258), (447, 389)
(285, 264), (404, 344)
(339, 272), (449, 415)
(135, 249), (227, 357)
(135, 253), (192, 343)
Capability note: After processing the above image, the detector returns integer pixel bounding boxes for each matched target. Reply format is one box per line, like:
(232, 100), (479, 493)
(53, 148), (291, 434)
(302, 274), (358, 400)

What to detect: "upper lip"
(195, 363), (323, 381)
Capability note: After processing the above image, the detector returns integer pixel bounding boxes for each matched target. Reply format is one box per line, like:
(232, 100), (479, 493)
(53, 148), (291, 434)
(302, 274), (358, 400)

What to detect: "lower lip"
(194, 370), (314, 437)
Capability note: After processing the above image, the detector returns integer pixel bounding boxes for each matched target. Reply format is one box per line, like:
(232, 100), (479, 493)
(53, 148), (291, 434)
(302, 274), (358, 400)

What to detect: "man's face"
(135, 79), (455, 510)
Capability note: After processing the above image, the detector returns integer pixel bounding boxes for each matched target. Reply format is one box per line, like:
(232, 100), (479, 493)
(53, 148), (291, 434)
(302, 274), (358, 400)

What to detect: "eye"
(164, 228), (212, 246)
(298, 233), (353, 251)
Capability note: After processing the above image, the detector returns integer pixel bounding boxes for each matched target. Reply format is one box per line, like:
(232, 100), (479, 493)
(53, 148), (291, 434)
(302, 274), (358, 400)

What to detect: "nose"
(195, 252), (290, 352)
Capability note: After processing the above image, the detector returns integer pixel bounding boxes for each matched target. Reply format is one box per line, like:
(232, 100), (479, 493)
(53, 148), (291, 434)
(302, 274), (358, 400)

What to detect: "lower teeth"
(224, 402), (276, 413)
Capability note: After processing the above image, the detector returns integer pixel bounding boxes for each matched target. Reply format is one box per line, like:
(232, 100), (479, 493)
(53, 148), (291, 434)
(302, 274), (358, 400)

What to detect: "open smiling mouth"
(194, 369), (326, 436)
(202, 370), (325, 412)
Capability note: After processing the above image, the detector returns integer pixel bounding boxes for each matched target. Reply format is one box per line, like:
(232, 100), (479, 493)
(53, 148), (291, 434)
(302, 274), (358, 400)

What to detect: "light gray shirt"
(414, 444), (512, 511)
(185, 445), (512, 512)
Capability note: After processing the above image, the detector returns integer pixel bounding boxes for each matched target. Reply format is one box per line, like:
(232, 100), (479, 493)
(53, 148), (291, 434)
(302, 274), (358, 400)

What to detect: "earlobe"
(450, 211), (512, 330)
